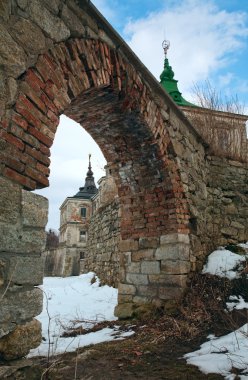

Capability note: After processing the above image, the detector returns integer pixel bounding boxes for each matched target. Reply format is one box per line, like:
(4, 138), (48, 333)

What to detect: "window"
(80, 230), (86, 241)
(80, 252), (85, 260)
(81, 207), (86, 218)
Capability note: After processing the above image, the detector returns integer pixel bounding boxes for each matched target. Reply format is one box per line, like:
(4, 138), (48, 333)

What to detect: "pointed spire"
(160, 40), (196, 107)
(73, 154), (98, 199)
(87, 154), (93, 177)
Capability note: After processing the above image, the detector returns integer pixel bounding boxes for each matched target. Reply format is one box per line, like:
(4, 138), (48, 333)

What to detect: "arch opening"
(0, 36), (191, 359)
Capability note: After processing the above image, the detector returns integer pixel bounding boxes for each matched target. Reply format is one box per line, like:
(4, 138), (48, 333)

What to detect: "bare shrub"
(191, 80), (245, 115)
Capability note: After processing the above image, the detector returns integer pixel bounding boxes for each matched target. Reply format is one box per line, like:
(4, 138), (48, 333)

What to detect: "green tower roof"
(160, 41), (196, 107)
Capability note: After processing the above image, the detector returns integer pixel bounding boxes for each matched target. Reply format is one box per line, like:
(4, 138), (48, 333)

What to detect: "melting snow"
(202, 248), (247, 280)
(226, 296), (248, 312)
(28, 272), (134, 357)
(185, 242), (248, 379)
(185, 325), (248, 379)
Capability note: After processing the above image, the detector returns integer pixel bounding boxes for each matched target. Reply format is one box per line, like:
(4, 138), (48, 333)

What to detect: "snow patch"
(202, 248), (247, 280)
(226, 295), (248, 311)
(186, 244), (248, 379)
(28, 273), (134, 357)
(185, 324), (248, 379)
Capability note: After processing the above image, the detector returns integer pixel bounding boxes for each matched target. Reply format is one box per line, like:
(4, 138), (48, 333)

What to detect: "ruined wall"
(83, 106), (247, 294)
(179, 106), (248, 269)
(164, 108), (209, 273)
(0, 176), (47, 359)
(43, 246), (80, 277)
(85, 151), (248, 288)
(181, 106), (248, 162)
(206, 156), (248, 249)
(85, 198), (120, 287)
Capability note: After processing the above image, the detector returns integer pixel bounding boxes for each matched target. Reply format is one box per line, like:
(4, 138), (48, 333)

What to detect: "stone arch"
(5, 37), (189, 232)
(0, 1), (195, 358)
(2, 35), (190, 302)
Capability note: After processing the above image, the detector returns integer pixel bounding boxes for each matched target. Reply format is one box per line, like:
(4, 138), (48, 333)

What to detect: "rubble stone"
(0, 320), (41, 360)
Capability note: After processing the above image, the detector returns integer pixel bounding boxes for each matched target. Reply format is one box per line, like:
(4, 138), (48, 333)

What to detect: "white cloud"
(124, 0), (248, 93)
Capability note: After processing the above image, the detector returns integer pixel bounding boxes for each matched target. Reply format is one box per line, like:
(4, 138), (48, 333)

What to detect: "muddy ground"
(7, 326), (224, 380)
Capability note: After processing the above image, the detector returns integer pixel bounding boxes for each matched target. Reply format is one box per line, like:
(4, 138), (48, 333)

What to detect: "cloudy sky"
(35, 0), (248, 230)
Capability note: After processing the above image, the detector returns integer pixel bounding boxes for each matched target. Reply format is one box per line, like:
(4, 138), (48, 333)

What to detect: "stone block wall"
(0, 176), (48, 359)
(181, 106), (248, 162)
(206, 156), (248, 248)
(83, 153), (248, 302)
(43, 246), (80, 277)
(166, 108), (209, 268)
(85, 198), (120, 287)
(115, 233), (191, 318)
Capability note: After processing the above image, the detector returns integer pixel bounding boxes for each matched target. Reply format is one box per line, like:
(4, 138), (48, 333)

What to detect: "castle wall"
(0, 176), (47, 359)
(164, 109), (209, 274)
(85, 198), (120, 287)
(84, 117), (248, 284)
(43, 246), (80, 277)
(181, 106), (248, 162)
(205, 156), (248, 248)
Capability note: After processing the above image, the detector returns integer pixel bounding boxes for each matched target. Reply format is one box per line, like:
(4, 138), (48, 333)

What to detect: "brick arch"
(3, 38), (189, 239)
(0, 37), (191, 320)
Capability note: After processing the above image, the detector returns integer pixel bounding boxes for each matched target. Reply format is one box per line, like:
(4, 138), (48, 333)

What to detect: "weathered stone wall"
(84, 153), (248, 293)
(206, 156), (248, 249)
(116, 232), (191, 317)
(181, 106), (248, 162)
(0, 176), (47, 359)
(179, 106), (248, 270)
(85, 198), (120, 287)
(43, 246), (80, 277)
(165, 107), (209, 272)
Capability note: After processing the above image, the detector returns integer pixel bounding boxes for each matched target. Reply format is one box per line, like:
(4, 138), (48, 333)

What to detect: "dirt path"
(45, 339), (224, 379)
(28, 333), (223, 380)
